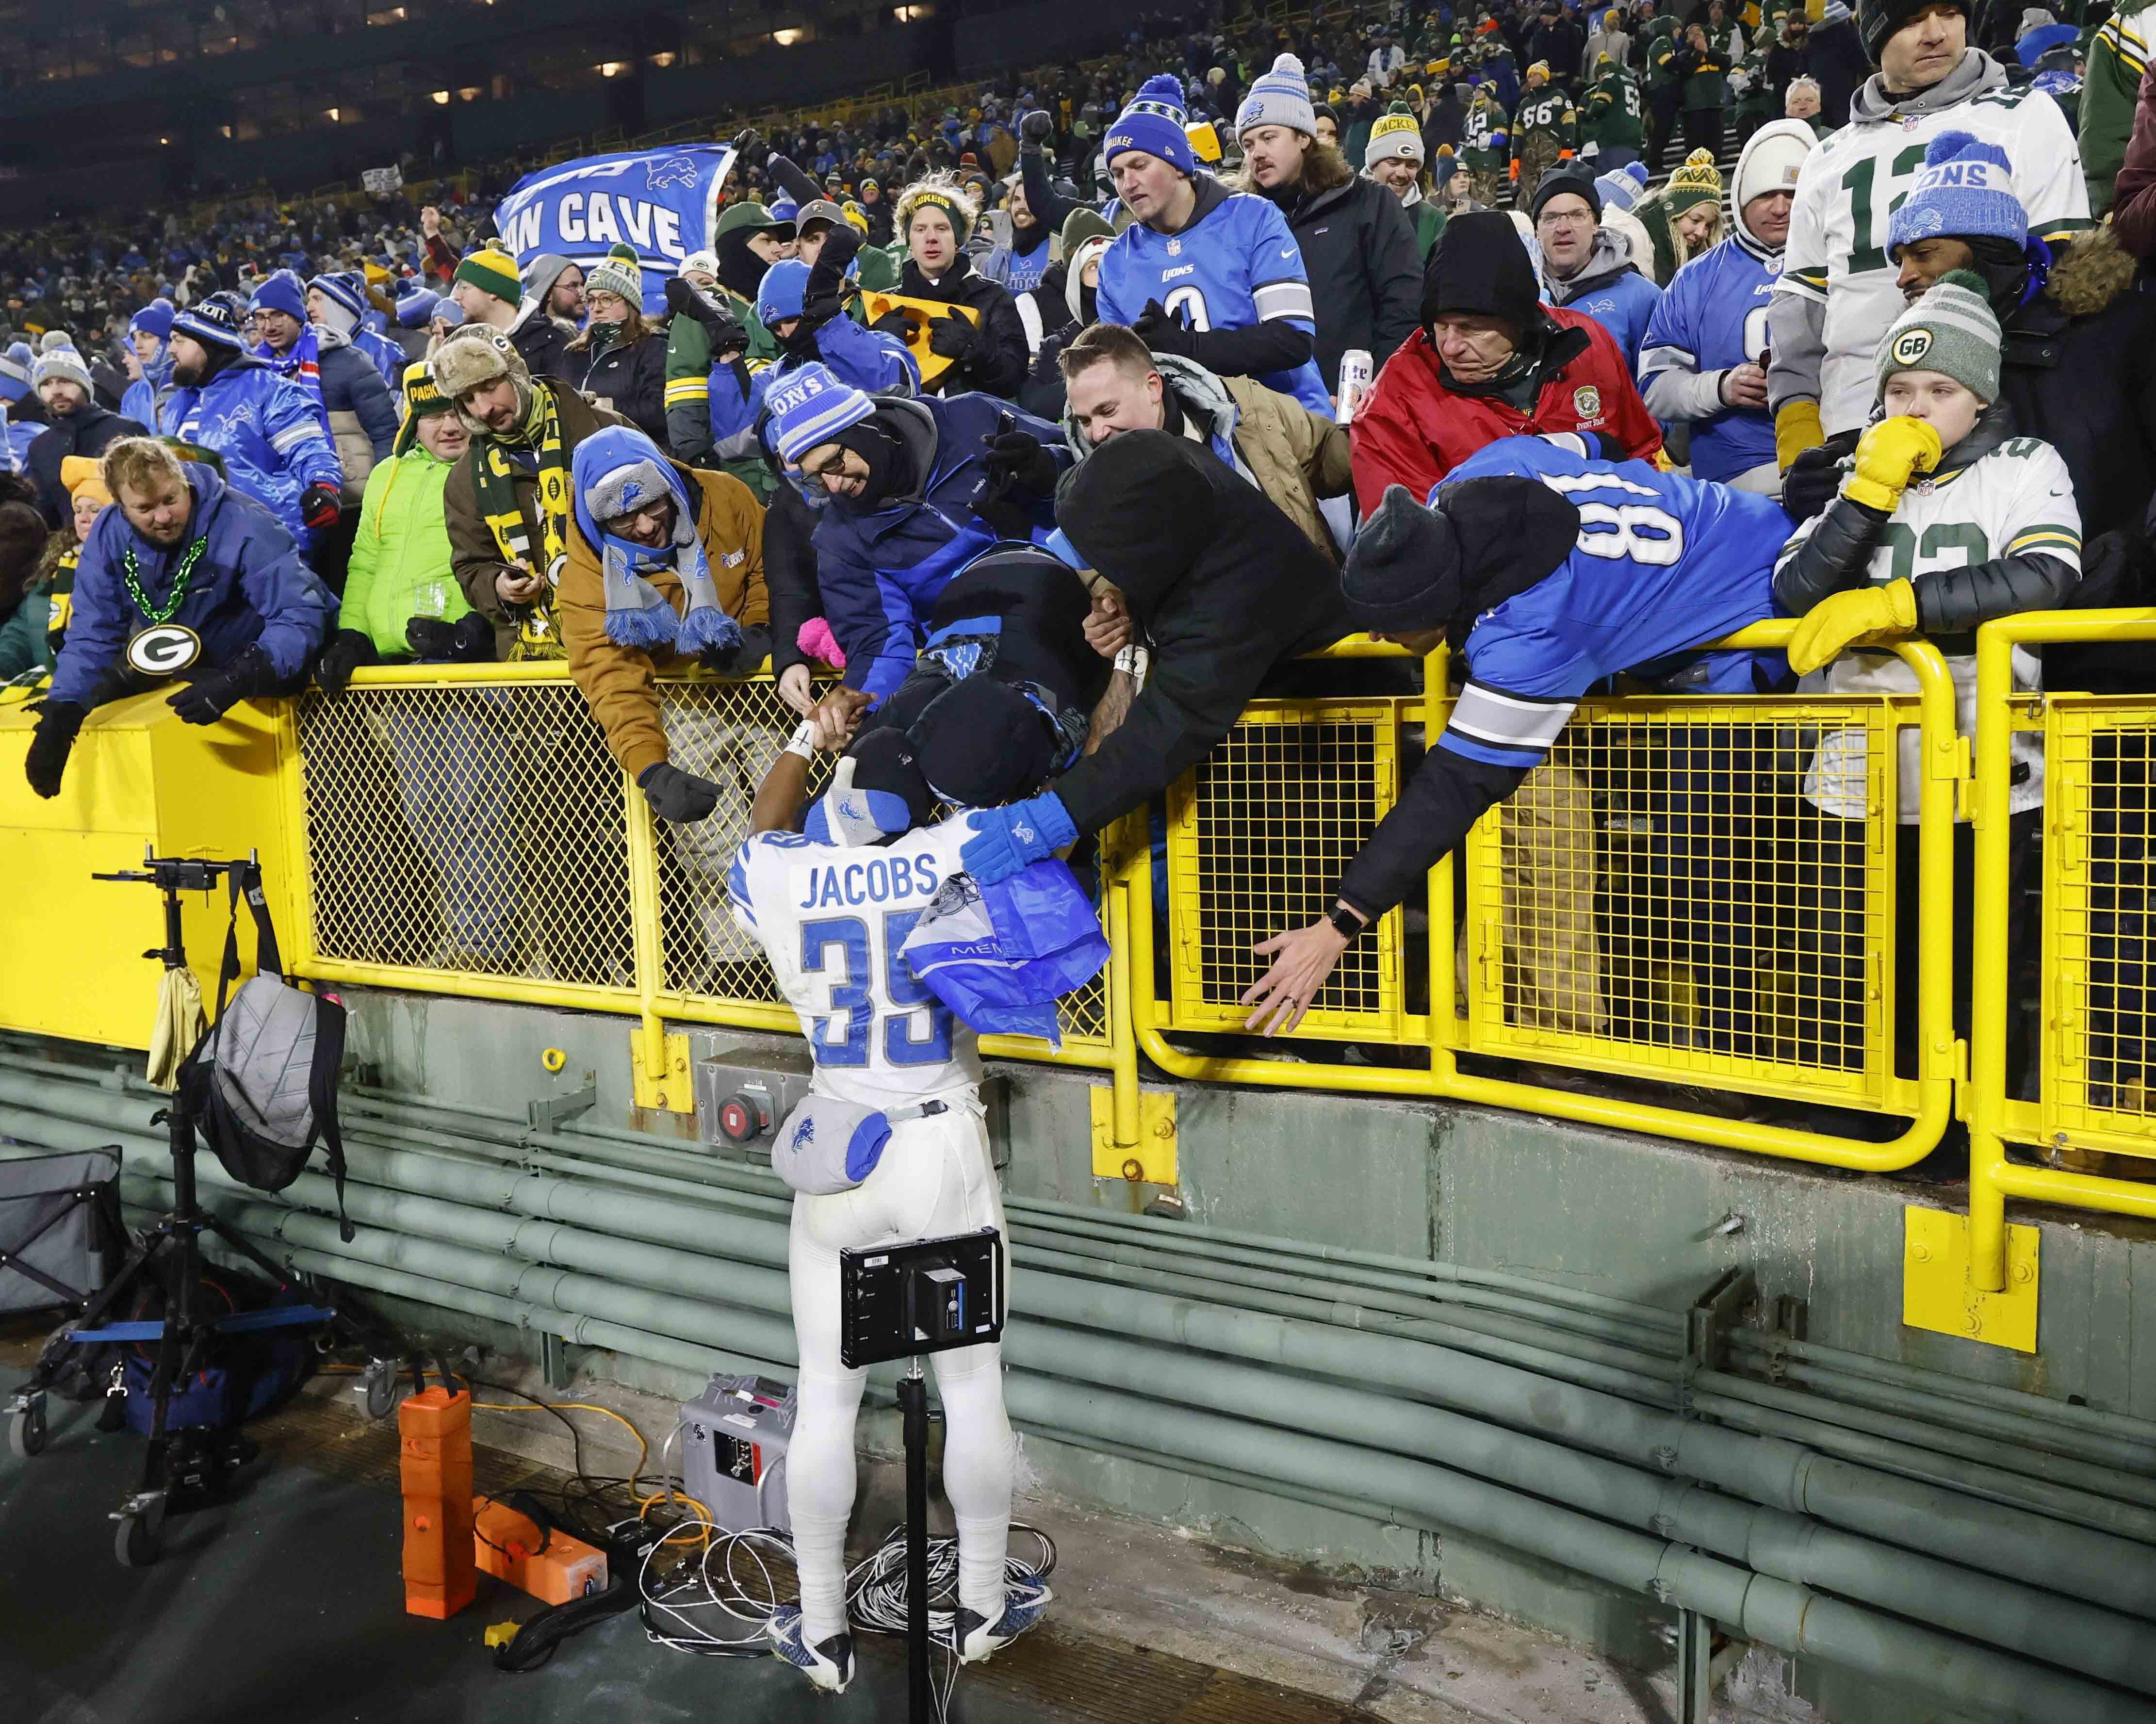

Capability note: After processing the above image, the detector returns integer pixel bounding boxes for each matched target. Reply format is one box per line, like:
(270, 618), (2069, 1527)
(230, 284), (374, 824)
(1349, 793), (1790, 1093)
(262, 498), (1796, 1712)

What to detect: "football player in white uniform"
(1766, 0), (2089, 466)
(727, 723), (1048, 1692)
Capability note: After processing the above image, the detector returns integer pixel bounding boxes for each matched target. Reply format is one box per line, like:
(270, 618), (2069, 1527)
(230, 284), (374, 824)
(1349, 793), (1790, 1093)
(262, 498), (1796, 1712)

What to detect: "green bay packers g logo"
(126, 625), (202, 678)
(1890, 326), (1934, 367)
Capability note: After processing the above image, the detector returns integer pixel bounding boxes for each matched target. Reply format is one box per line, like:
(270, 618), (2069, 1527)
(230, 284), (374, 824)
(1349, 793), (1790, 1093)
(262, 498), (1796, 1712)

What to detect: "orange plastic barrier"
(473, 1496), (609, 1605)
(398, 1386), (476, 1619)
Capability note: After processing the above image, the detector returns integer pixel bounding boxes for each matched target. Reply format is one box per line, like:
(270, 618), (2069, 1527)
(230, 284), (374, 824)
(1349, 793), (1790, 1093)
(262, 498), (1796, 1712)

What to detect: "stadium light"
(649, 51), (676, 66)
(894, 4), (931, 17)
(772, 27), (805, 45)
(431, 90), (450, 104)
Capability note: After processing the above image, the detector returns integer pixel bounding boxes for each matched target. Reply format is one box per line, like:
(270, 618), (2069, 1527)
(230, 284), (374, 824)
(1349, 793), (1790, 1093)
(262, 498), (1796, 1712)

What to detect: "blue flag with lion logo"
(493, 145), (736, 318)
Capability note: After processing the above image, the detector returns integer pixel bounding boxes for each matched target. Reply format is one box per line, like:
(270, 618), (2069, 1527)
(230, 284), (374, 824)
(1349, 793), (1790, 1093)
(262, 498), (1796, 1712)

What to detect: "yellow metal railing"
(1967, 612), (2156, 1294)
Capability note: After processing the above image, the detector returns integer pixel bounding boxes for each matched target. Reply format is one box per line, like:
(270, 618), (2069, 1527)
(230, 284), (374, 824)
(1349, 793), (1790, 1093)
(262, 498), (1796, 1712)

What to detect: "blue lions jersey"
(1433, 437), (1791, 770)
(1095, 188), (1332, 416)
(1638, 234), (1781, 483)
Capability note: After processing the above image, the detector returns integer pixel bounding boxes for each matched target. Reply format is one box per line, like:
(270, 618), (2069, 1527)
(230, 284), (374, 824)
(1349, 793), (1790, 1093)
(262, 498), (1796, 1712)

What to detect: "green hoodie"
(343, 444), (473, 657)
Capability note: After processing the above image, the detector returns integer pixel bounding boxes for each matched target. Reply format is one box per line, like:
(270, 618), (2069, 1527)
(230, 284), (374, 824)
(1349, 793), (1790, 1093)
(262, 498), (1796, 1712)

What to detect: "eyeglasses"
(799, 446), (854, 480)
(607, 498), (673, 533)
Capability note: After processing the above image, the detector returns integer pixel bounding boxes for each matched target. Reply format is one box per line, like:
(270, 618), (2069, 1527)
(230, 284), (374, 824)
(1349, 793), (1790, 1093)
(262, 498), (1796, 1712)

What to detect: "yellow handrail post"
(1968, 620), (2021, 1292)
(1107, 814), (1143, 1152)
(621, 764), (689, 1114)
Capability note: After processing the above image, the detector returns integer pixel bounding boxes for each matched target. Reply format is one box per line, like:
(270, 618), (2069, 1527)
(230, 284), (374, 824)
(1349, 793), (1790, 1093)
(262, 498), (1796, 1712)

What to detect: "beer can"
(1336, 349), (1373, 424)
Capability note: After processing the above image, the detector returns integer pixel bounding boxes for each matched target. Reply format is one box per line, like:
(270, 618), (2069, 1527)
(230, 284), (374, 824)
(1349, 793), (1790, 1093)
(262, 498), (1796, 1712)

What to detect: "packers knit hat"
(392, 357), (454, 455)
(1662, 148), (1724, 215)
(1886, 130), (2026, 257)
(764, 360), (877, 465)
(452, 245), (524, 308)
(1876, 267), (2000, 402)
(32, 344), (94, 397)
(1237, 52), (1319, 138)
(1106, 74), (1198, 174)
(1858, 0), (1966, 61)
(1060, 206), (1115, 253)
(59, 453), (111, 509)
(1366, 102), (1427, 167)
(677, 248), (720, 280)
(583, 243), (645, 305)
(1527, 59), (1552, 79)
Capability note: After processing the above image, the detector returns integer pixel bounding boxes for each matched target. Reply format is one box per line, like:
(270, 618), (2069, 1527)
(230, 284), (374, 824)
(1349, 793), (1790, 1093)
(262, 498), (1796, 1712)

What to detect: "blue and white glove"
(960, 793), (1078, 885)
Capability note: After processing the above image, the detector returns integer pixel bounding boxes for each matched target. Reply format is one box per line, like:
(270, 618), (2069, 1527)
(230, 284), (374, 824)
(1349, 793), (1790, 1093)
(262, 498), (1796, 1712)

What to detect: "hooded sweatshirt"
(1538, 225), (1663, 369)
(1047, 430), (1350, 835)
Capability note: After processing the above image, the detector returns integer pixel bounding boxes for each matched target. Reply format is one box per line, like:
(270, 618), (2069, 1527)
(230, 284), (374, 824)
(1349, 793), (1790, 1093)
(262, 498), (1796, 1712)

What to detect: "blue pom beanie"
(129, 298), (177, 342)
(249, 268), (309, 322)
(1105, 75), (1197, 176)
(1236, 53), (1319, 138)
(756, 259), (813, 327)
(765, 360), (877, 465)
(1886, 130), (2027, 258)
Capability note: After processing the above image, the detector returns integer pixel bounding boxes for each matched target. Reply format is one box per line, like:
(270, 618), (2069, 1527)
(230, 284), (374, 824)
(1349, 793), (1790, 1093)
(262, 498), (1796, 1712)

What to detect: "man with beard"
(434, 324), (627, 662)
(159, 293), (343, 553)
(23, 436), (335, 798)
(24, 341), (145, 530)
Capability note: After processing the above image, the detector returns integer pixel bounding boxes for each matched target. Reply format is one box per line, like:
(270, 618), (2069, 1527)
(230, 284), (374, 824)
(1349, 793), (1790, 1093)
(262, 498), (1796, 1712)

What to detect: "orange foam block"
(473, 1496), (609, 1606)
(398, 1386), (476, 1620)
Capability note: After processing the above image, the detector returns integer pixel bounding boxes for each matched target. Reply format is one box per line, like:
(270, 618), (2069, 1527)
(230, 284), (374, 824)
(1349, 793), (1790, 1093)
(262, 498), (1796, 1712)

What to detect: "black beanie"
(1857, 0), (1967, 62)
(1341, 486), (1462, 632)
(909, 675), (1059, 807)
(1420, 210), (1541, 334)
(1529, 163), (1602, 226)
(836, 723), (938, 836)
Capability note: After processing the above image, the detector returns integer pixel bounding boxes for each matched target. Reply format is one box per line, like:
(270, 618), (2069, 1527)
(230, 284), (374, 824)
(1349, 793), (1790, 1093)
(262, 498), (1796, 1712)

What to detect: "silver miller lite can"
(1336, 349), (1373, 424)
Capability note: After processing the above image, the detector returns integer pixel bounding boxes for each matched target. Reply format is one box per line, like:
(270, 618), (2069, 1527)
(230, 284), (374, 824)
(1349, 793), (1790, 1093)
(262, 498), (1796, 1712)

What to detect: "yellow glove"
(1787, 579), (1920, 676)
(1843, 415), (1943, 514)
(1775, 399), (1824, 472)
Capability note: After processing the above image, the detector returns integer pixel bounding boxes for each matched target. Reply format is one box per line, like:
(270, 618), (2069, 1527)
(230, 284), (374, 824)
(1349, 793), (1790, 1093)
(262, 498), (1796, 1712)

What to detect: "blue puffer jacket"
(49, 463), (339, 706)
(811, 391), (1064, 703)
(159, 355), (342, 548)
(120, 347), (173, 432)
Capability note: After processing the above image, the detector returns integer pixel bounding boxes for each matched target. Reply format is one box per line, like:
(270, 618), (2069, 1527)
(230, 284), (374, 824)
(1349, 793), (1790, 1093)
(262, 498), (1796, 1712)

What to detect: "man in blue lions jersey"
(1239, 435), (1794, 1034)
(1640, 121), (1816, 490)
(1094, 74), (1333, 415)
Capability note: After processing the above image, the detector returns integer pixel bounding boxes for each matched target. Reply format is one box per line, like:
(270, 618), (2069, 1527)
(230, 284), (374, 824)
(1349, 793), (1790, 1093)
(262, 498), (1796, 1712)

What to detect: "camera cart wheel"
(8, 1395), (47, 1460)
(114, 1494), (166, 1568)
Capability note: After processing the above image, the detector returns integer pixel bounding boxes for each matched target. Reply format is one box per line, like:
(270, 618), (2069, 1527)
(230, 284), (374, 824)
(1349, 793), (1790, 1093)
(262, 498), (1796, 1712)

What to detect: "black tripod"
(2, 850), (335, 1567)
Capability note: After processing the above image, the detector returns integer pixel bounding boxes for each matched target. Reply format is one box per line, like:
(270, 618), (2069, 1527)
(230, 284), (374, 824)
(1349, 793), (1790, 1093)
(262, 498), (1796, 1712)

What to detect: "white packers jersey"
(1776, 83), (2090, 436)
(727, 821), (982, 1108)
(1783, 434), (2080, 819)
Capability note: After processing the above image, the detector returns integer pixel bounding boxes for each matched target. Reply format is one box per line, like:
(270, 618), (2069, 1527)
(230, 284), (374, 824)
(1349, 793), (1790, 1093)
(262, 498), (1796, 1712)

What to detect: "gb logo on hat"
(1890, 327), (1934, 366)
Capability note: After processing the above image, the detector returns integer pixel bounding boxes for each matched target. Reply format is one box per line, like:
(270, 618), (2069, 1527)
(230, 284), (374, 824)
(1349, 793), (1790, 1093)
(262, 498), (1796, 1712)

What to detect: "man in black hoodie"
(24, 345), (145, 530)
(953, 429), (1351, 883)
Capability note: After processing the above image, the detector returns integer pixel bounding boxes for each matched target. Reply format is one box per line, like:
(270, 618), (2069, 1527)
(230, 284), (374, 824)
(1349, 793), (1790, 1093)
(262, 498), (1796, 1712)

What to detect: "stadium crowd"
(5, 0), (2156, 1132)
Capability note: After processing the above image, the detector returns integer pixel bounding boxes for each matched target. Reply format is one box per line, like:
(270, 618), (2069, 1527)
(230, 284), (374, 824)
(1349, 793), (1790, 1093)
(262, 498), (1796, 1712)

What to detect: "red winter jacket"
(1351, 308), (1663, 513)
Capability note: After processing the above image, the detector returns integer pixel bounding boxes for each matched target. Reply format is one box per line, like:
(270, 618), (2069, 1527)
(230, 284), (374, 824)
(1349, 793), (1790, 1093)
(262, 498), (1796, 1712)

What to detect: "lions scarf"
(569, 425), (741, 654)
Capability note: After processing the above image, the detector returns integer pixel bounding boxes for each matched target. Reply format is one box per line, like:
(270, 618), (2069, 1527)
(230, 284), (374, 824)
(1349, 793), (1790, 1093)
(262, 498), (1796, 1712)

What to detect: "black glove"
(637, 760), (723, 823)
(665, 276), (748, 359)
(24, 699), (84, 799)
(314, 628), (377, 694)
(405, 611), (495, 662)
(928, 314), (978, 361)
(870, 308), (915, 341)
(1782, 432), (1860, 525)
(731, 129), (771, 171)
(1131, 298), (1198, 360)
(700, 622), (773, 676)
(301, 482), (342, 533)
(1022, 109), (1056, 145)
(981, 429), (1059, 498)
(167, 642), (274, 726)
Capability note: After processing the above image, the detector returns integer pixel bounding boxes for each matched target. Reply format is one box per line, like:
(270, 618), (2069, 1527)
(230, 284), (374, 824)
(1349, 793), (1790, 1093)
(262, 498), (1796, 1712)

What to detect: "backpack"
(178, 861), (354, 1242)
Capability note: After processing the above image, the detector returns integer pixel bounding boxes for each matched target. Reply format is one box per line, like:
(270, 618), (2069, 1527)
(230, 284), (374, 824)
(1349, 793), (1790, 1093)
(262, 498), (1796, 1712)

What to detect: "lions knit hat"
(1886, 130), (2026, 257)
(584, 243), (645, 306)
(1662, 148), (1725, 216)
(1858, 0), (1965, 60)
(1237, 52), (1319, 138)
(129, 298), (176, 342)
(0, 345), (29, 403)
(37, 331), (73, 353)
(1105, 74), (1198, 174)
(1366, 102), (1427, 167)
(393, 357), (453, 455)
(755, 259), (814, 327)
(452, 245), (524, 309)
(32, 344), (94, 397)
(249, 268), (308, 322)
(1876, 267), (2001, 402)
(307, 272), (367, 326)
(170, 293), (249, 353)
(1530, 163), (1602, 223)
(765, 360), (877, 465)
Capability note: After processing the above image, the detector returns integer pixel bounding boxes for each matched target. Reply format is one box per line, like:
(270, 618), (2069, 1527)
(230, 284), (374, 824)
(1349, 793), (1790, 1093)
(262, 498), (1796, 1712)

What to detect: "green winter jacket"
(2080, 0), (2156, 215)
(663, 291), (780, 498)
(0, 588), (52, 679)
(343, 444), (471, 657)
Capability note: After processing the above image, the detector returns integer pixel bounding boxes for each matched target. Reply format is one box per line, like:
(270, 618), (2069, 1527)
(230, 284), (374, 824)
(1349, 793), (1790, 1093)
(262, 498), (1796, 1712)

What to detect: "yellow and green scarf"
(473, 383), (572, 660)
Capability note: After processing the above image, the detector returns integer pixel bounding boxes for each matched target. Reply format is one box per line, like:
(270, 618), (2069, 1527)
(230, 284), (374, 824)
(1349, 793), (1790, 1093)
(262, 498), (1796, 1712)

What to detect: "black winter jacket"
(27, 403), (147, 530)
(1803, 20), (1871, 126)
(900, 254), (1030, 399)
(1260, 152), (1425, 399)
(566, 326), (670, 448)
(1048, 430), (1349, 834)
(510, 312), (578, 389)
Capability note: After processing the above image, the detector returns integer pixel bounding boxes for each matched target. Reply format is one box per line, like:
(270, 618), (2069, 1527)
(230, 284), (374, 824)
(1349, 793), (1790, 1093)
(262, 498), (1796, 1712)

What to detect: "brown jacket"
(560, 461), (770, 779)
(443, 384), (627, 660)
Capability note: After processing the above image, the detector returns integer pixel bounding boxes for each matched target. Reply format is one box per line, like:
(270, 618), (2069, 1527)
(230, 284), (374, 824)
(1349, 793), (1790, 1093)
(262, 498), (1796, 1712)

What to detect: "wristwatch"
(1326, 903), (1366, 941)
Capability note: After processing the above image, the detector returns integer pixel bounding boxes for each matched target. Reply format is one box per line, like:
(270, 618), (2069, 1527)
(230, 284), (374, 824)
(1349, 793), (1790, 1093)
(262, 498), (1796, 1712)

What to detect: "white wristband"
(1114, 644), (1149, 682)
(783, 720), (818, 761)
